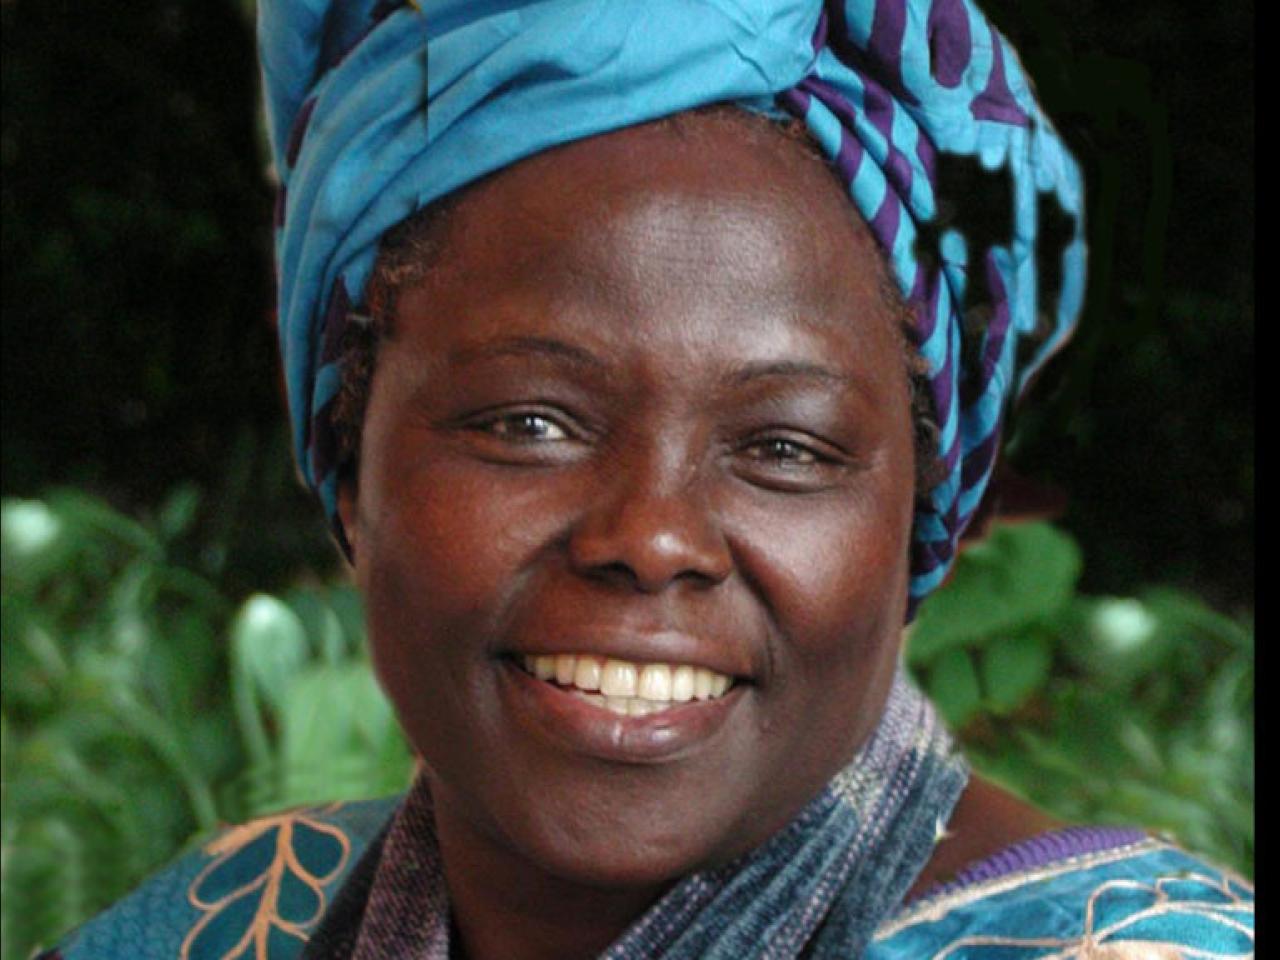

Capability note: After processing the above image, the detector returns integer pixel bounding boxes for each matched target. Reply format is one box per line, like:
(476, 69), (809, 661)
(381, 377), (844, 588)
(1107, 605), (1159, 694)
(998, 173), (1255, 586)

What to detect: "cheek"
(724, 461), (913, 729)
(355, 452), (576, 732)
(740, 485), (911, 634)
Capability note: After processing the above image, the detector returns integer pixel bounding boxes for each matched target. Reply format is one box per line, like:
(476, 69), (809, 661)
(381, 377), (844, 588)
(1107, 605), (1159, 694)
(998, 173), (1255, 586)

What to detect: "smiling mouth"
(516, 653), (736, 717)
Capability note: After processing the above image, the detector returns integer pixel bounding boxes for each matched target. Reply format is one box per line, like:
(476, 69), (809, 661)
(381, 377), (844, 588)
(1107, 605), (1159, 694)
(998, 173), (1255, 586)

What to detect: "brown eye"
(748, 437), (820, 466)
(484, 412), (570, 441)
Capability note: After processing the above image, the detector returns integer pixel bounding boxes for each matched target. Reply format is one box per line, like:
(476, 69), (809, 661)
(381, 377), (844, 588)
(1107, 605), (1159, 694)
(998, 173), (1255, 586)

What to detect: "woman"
(43, 1), (1252, 957)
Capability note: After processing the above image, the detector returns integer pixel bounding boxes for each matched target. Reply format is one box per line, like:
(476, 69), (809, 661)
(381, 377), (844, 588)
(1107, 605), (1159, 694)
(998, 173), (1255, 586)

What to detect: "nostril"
(569, 522), (732, 593)
(567, 469), (733, 591)
(584, 561), (641, 588)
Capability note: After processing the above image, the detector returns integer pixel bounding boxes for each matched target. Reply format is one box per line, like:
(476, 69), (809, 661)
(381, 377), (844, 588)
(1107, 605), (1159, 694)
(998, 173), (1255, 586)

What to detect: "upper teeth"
(520, 654), (733, 702)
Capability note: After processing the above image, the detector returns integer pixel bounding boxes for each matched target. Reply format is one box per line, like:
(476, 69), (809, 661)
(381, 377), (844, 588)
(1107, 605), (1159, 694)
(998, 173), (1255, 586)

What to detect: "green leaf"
(1, 608), (69, 714)
(927, 649), (982, 728)
(979, 632), (1053, 715)
(908, 522), (1082, 665)
(105, 560), (156, 658)
(327, 584), (368, 651)
(0, 499), (66, 585)
(66, 687), (219, 833)
(1116, 718), (1166, 779)
(7, 817), (92, 957)
(47, 488), (159, 559)
(230, 594), (310, 712)
(1066, 596), (1170, 690)
(276, 664), (408, 809)
(285, 588), (347, 664)
(157, 484), (201, 542)
(1140, 587), (1253, 651)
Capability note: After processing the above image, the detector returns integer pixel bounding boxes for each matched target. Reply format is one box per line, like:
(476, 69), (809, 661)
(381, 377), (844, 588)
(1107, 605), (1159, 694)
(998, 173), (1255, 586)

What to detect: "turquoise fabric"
(44, 802), (1253, 958)
(871, 840), (1255, 957)
(44, 797), (396, 960)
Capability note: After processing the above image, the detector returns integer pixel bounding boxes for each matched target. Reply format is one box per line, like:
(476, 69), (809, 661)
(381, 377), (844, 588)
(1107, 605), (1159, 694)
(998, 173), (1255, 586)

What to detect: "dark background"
(1, 0), (1254, 611)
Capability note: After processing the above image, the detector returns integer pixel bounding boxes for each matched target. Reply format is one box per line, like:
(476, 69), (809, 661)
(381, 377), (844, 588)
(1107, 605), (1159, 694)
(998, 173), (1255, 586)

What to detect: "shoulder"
(872, 831), (1254, 958)
(40, 795), (401, 960)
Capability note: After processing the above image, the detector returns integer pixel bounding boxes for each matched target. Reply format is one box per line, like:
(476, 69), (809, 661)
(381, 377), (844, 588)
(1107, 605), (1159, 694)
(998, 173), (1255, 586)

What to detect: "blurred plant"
(0, 489), (412, 960)
(907, 521), (1254, 878)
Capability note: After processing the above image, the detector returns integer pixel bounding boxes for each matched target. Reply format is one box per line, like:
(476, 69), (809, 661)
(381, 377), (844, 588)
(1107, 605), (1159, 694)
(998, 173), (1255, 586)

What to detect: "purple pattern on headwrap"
(776, 85), (811, 117)
(970, 24), (1029, 126)
(959, 254), (1011, 408)
(910, 266), (939, 342)
(910, 539), (949, 576)
(959, 427), (999, 489)
(865, 0), (912, 102)
(834, 0), (919, 108)
(915, 130), (938, 185)
(926, 0), (971, 88)
(808, 8), (829, 53)
(870, 188), (902, 252)
(868, 95), (916, 205)
(930, 350), (955, 433)
(789, 77), (866, 185)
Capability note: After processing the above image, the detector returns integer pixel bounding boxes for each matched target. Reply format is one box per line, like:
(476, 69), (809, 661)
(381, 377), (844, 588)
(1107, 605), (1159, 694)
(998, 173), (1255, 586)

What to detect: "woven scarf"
(258, 0), (1086, 615)
(299, 666), (968, 959)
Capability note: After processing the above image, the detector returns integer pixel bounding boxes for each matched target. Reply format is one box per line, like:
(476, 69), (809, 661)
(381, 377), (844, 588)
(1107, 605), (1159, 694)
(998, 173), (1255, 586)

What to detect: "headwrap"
(259, 0), (1086, 611)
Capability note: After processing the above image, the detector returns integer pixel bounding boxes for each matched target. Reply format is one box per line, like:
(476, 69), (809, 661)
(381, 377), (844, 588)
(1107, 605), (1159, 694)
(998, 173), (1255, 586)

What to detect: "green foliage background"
(0, 0), (1252, 957)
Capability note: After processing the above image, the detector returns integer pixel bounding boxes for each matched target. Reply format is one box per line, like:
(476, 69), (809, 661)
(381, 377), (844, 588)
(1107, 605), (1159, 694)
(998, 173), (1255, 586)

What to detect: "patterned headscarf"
(259, 0), (1085, 611)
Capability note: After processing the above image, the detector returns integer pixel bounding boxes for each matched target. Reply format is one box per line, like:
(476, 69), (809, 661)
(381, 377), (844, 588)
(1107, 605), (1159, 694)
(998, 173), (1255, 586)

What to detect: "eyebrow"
(449, 337), (856, 389)
(727, 360), (855, 386)
(449, 335), (606, 371)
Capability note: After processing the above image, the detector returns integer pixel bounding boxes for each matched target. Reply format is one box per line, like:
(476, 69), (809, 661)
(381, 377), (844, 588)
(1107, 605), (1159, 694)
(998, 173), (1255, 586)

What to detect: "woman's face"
(343, 116), (917, 890)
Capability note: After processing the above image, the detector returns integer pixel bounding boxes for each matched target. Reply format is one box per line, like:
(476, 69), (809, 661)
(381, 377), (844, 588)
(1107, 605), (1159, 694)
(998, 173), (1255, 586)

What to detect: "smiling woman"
(38, 1), (1253, 958)
(342, 116), (921, 937)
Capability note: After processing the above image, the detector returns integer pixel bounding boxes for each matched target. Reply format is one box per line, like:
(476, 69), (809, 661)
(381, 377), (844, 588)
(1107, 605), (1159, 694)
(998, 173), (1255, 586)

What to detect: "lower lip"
(499, 659), (745, 764)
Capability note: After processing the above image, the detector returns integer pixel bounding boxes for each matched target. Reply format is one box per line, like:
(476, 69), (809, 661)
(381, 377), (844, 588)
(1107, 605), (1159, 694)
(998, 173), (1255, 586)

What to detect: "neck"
(432, 778), (669, 960)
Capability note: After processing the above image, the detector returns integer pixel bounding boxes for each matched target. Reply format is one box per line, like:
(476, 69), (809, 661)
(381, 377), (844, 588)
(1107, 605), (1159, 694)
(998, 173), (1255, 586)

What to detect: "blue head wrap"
(259, 0), (1085, 612)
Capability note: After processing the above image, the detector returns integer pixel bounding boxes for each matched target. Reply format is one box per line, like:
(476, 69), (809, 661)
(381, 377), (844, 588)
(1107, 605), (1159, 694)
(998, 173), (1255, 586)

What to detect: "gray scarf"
(303, 665), (968, 959)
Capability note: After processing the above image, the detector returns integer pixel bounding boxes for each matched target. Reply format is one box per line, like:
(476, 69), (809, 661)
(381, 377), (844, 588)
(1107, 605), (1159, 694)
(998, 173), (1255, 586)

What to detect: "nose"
(568, 455), (733, 593)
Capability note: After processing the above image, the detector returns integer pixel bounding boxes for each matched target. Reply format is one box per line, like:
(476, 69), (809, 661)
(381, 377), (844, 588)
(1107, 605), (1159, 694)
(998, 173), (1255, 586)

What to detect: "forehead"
(395, 113), (902, 384)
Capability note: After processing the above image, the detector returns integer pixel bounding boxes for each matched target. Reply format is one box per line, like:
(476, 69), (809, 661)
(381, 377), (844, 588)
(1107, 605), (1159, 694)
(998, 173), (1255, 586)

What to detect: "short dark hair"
(331, 106), (942, 493)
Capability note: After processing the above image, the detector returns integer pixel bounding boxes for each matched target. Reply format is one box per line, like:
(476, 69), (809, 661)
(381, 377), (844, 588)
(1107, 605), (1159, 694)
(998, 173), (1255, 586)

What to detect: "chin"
(489, 768), (752, 892)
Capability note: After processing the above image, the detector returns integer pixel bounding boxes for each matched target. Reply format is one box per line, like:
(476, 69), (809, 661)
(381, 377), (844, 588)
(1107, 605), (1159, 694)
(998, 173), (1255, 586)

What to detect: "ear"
(337, 475), (360, 560)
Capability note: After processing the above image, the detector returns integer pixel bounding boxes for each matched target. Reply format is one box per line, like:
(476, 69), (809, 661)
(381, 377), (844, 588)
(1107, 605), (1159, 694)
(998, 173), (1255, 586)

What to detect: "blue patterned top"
(43, 799), (1253, 958)
(874, 835), (1254, 958)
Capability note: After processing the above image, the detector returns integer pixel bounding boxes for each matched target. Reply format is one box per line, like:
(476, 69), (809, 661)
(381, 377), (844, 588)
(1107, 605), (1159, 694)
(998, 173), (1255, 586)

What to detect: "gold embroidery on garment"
(181, 804), (352, 960)
(876, 839), (1166, 938)
(915, 870), (1254, 960)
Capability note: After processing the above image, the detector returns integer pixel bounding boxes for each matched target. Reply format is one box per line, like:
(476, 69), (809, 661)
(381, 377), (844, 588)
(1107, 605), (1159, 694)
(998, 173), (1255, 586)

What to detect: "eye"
(731, 431), (850, 493)
(744, 436), (822, 466)
(480, 412), (571, 441)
